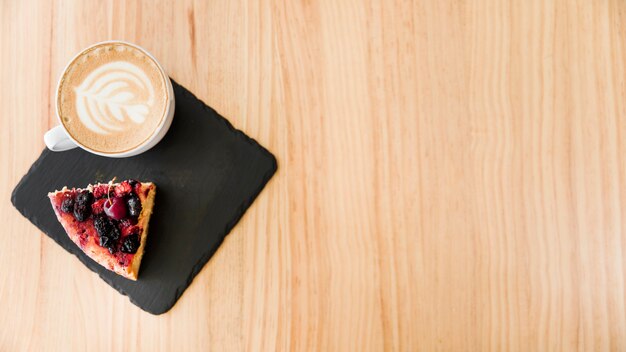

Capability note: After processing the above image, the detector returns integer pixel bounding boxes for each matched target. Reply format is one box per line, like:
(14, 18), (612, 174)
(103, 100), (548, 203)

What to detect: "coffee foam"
(57, 43), (168, 153)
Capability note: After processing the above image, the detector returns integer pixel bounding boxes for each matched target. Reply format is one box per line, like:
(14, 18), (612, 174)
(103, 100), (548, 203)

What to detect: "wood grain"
(2, 0), (626, 350)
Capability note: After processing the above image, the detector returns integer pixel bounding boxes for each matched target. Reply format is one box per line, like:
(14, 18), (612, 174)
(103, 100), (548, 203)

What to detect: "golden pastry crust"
(48, 182), (156, 280)
(128, 184), (156, 279)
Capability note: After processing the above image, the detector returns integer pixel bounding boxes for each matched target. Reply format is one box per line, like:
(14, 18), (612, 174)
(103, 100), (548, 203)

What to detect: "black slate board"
(10, 80), (277, 315)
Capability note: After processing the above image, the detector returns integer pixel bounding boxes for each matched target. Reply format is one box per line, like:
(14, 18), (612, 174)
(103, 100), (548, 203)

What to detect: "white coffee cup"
(44, 41), (175, 158)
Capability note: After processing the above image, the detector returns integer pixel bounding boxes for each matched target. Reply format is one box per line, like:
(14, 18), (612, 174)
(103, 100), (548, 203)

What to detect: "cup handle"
(44, 125), (78, 151)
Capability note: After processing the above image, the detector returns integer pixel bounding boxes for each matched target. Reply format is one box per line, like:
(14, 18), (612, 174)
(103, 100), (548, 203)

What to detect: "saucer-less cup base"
(44, 125), (79, 151)
(44, 41), (175, 158)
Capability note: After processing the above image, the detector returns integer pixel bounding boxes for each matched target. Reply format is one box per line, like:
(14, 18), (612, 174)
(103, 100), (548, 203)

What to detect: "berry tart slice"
(48, 180), (156, 280)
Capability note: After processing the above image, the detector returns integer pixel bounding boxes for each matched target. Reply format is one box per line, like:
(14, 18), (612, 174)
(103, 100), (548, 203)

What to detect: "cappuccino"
(57, 42), (169, 153)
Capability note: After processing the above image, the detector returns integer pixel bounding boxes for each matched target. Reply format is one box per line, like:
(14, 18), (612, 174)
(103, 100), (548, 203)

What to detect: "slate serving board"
(10, 80), (277, 315)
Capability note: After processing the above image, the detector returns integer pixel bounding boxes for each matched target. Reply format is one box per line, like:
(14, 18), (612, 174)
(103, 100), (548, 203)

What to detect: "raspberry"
(91, 198), (107, 215)
(114, 181), (132, 197)
(121, 225), (140, 237)
(92, 184), (111, 198)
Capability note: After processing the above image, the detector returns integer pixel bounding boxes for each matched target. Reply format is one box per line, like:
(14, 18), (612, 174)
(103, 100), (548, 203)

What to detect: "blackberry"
(73, 203), (90, 222)
(119, 218), (137, 228)
(99, 234), (113, 248)
(94, 216), (120, 241)
(92, 185), (111, 199)
(109, 221), (121, 241)
(61, 197), (74, 213)
(94, 215), (112, 238)
(75, 190), (93, 207)
(99, 232), (118, 254)
(121, 234), (140, 254)
(126, 194), (142, 217)
(127, 179), (138, 187)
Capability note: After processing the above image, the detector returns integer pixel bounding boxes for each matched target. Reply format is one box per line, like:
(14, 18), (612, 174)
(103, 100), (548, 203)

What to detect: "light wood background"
(2, 0), (626, 350)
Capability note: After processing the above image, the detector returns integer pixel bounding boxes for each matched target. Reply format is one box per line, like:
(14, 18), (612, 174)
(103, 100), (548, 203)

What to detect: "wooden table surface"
(2, 0), (626, 350)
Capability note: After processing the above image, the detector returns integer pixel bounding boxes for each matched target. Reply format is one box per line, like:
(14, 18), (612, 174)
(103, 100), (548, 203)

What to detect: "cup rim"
(54, 40), (173, 157)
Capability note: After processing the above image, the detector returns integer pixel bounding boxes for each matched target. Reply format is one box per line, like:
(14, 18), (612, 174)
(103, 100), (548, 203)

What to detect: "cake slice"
(48, 180), (156, 280)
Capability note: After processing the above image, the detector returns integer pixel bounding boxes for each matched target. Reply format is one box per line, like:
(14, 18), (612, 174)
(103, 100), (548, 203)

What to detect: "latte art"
(57, 42), (168, 153)
(75, 61), (155, 134)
